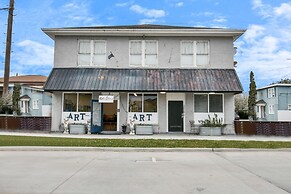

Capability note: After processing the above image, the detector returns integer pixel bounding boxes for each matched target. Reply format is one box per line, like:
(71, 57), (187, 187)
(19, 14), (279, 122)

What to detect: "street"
(0, 149), (291, 194)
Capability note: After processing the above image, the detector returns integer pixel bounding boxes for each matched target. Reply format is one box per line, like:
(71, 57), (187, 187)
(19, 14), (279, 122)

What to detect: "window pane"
(181, 55), (194, 67)
(209, 95), (223, 112)
(64, 93), (77, 112)
(197, 41), (208, 54)
(130, 55), (142, 66)
(181, 42), (193, 54)
(130, 41), (142, 54)
(145, 55), (157, 66)
(129, 94), (142, 112)
(94, 41), (105, 54)
(194, 94), (208, 112)
(78, 93), (92, 112)
(196, 55), (208, 66)
(144, 94), (157, 112)
(93, 54), (106, 66)
(79, 41), (91, 54)
(145, 41), (157, 54)
(78, 54), (90, 66)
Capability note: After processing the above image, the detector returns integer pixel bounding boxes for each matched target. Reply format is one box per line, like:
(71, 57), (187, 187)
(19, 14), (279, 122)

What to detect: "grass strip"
(1, 135), (291, 149)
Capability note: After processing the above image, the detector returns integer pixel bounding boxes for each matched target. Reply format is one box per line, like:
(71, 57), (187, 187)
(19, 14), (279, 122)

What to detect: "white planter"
(69, 124), (86, 134)
(199, 127), (222, 136)
(135, 125), (153, 135)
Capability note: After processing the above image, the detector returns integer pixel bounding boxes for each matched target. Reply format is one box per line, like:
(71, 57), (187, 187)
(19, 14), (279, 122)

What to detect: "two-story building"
(256, 84), (291, 121)
(43, 24), (245, 134)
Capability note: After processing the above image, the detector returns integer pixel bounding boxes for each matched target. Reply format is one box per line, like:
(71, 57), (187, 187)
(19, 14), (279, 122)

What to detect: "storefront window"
(144, 94), (157, 112)
(194, 94), (208, 112)
(78, 93), (92, 112)
(209, 94), (223, 112)
(129, 94), (142, 112)
(194, 94), (223, 113)
(63, 93), (77, 112)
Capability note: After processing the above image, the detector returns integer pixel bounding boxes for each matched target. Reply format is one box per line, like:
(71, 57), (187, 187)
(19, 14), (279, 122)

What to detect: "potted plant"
(189, 120), (199, 134)
(198, 114), (225, 136)
(121, 124), (127, 134)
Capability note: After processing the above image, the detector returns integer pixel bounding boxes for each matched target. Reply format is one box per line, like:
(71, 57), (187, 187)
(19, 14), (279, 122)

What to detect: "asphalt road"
(0, 149), (291, 194)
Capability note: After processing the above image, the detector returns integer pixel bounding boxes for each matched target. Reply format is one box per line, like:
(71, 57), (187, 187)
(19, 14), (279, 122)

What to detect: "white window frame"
(77, 40), (106, 67)
(62, 92), (93, 112)
(193, 93), (224, 113)
(32, 99), (39, 110)
(267, 88), (275, 98)
(129, 40), (158, 67)
(268, 104), (275, 114)
(128, 93), (158, 113)
(288, 104), (291, 111)
(181, 40), (209, 67)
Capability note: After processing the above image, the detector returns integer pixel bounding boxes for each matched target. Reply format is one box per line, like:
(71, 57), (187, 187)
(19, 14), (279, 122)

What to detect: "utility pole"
(2, 0), (14, 96)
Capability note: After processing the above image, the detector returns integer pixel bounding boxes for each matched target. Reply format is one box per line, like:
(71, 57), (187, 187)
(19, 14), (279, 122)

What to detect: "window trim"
(267, 88), (275, 98)
(129, 40), (158, 67)
(181, 40), (209, 67)
(32, 99), (39, 110)
(128, 93), (158, 112)
(268, 104), (275, 114)
(77, 40), (106, 67)
(193, 93), (224, 113)
(62, 92), (93, 112)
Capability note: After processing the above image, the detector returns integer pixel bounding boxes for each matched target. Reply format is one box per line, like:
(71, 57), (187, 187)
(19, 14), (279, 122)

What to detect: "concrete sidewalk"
(1, 131), (291, 142)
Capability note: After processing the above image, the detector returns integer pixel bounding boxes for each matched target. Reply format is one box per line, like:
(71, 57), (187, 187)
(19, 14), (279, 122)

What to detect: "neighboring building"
(256, 84), (291, 121)
(42, 24), (245, 134)
(0, 75), (52, 116)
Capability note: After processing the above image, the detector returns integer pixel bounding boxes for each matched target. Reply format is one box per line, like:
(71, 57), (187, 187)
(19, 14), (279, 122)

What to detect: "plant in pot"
(121, 124), (127, 134)
(198, 114), (226, 136)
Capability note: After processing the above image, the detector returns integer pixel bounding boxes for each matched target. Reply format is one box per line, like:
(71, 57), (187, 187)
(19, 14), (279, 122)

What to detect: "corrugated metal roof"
(44, 68), (243, 93)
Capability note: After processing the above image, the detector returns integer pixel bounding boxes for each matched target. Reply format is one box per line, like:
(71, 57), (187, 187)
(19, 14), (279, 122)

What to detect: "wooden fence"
(0, 115), (51, 132)
(234, 121), (291, 136)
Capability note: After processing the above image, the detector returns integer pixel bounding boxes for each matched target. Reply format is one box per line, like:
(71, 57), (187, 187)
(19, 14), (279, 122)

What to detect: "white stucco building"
(43, 24), (245, 134)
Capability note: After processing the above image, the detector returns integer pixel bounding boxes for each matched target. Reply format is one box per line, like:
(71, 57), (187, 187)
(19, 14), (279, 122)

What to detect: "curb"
(1, 146), (291, 152)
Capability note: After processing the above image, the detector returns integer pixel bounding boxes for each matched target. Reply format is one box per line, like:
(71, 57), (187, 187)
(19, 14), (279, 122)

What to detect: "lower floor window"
(128, 93), (157, 112)
(194, 94), (223, 113)
(63, 93), (92, 112)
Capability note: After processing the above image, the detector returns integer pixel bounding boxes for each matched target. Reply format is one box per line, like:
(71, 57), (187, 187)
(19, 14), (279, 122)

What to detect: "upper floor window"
(129, 40), (158, 67)
(78, 40), (106, 67)
(181, 41), (209, 67)
(267, 88), (275, 98)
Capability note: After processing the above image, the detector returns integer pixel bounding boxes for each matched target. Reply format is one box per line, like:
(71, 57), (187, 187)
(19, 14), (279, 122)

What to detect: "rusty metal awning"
(44, 68), (243, 93)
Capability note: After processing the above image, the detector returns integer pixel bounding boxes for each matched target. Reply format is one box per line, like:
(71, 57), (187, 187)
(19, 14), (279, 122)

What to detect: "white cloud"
(14, 40), (53, 66)
(236, 2), (291, 89)
(175, 2), (184, 7)
(115, 1), (134, 7)
(251, 0), (272, 18)
(213, 17), (227, 23)
(139, 18), (157, 24)
(274, 3), (291, 20)
(130, 4), (166, 18)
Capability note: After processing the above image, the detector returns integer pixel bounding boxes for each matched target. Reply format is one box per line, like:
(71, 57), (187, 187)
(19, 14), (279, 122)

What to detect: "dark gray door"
(168, 101), (184, 132)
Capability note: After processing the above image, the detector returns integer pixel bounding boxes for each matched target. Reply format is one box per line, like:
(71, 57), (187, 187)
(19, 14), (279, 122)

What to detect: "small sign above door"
(99, 95), (114, 103)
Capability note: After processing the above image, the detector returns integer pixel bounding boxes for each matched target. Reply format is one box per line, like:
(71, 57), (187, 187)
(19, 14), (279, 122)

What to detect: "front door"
(168, 101), (184, 132)
(91, 100), (102, 133)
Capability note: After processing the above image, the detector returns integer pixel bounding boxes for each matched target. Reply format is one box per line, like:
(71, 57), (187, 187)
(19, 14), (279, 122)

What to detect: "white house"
(42, 24), (245, 134)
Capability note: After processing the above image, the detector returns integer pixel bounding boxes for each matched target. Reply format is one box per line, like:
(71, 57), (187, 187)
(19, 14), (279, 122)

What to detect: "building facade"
(43, 24), (244, 134)
(0, 75), (52, 116)
(256, 84), (291, 121)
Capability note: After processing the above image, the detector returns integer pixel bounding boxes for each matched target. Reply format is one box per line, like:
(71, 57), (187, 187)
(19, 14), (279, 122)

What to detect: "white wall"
(278, 111), (291, 121)
(54, 36), (234, 69)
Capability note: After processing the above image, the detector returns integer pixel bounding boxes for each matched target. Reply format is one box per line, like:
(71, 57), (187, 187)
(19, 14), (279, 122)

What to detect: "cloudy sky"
(0, 0), (291, 91)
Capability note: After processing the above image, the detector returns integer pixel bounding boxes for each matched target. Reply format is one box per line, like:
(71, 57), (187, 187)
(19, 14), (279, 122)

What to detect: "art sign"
(127, 112), (158, 124)
(62, 112), (91, 124)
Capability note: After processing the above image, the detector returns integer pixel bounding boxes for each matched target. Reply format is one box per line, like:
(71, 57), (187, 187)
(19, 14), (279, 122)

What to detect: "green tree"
(248, 71), (257, 120)
(12, 84), (21, 115)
